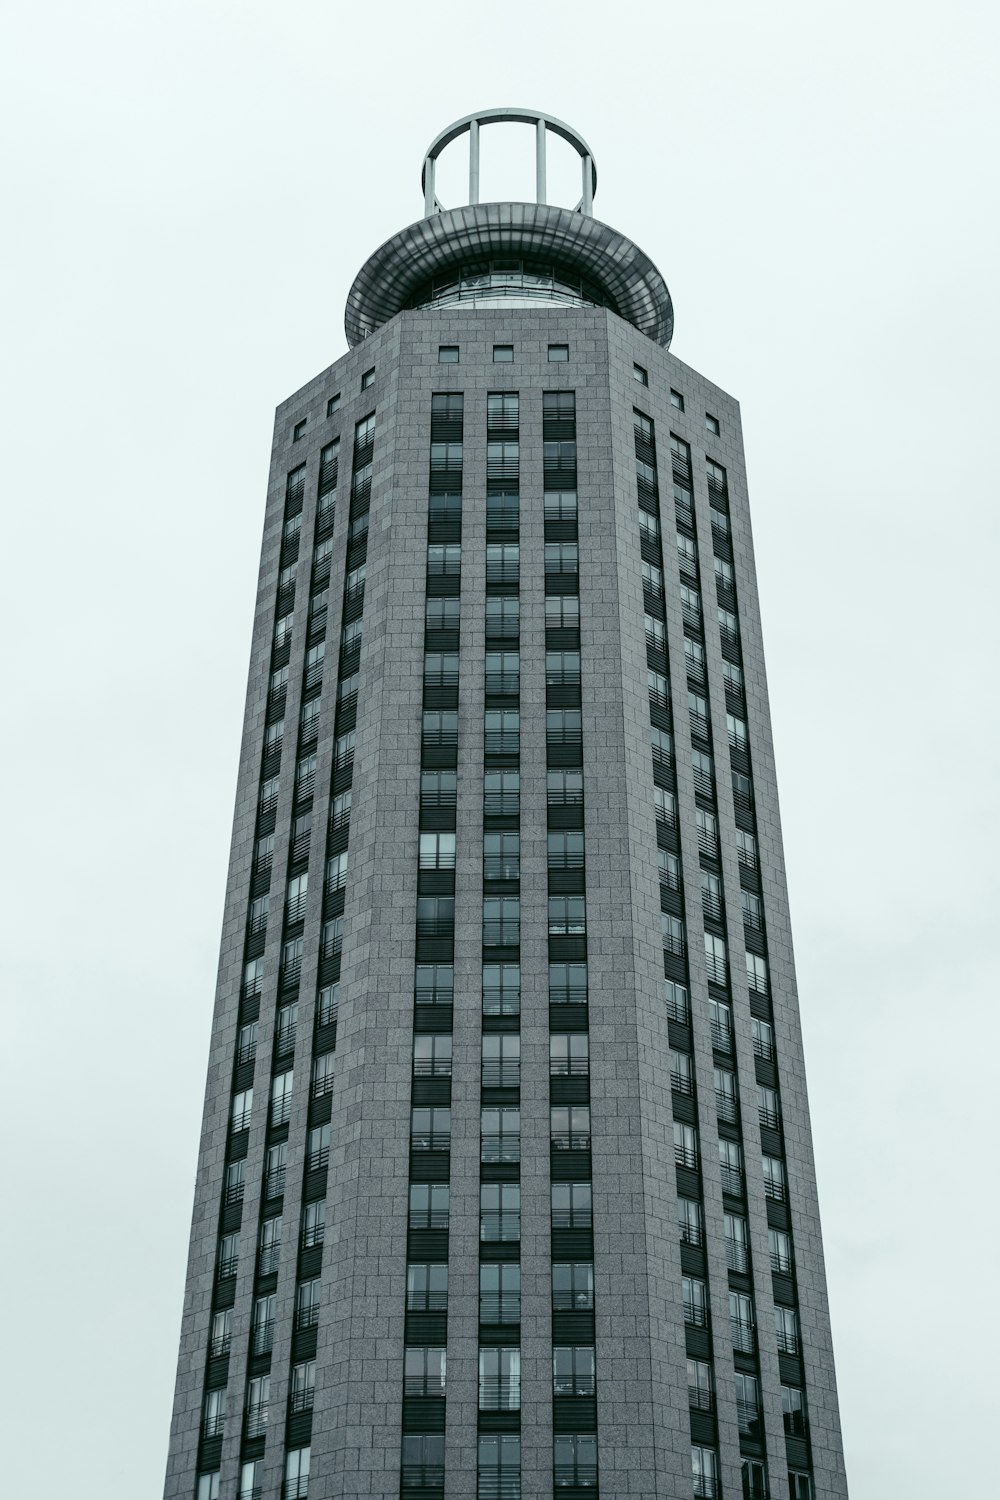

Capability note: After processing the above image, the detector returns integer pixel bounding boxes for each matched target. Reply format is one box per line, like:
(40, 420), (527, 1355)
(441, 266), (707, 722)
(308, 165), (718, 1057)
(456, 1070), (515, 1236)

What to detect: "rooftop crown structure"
(165, 110), (848, 1500)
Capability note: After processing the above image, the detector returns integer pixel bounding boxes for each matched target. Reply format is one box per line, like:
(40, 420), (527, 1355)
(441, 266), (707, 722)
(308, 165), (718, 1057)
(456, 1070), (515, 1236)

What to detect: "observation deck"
(345, 109), (673, 349)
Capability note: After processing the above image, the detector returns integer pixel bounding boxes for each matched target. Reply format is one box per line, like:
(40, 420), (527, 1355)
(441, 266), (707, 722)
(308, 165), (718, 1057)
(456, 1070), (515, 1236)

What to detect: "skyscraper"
(165, 110), (847, 1500)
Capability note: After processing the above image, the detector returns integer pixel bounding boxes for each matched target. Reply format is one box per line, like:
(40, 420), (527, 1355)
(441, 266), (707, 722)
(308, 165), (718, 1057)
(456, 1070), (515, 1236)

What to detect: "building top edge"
(344, 202), (673, 349)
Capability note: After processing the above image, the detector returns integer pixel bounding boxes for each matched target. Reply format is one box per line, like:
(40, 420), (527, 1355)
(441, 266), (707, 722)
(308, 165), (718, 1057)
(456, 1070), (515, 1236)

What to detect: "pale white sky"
(2, 3), (999, 1496)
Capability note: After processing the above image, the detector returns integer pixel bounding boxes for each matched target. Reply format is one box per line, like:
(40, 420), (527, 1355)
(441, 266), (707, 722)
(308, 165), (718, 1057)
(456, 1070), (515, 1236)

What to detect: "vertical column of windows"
(273, 414), (372, 1500)
(544, 391), (598, 1499)
(400, 392), (464, 1500)
(707, 458), (813, 1500)
(196, 463), (307, 1500)
(478, 391), (522, 1500)
(637, 416), (725, 1498)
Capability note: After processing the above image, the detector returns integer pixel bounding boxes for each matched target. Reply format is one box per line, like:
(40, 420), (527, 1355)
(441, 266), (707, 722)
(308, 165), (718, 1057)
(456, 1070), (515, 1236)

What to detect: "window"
(727, 712), (748, 750)
(782, 1384), (807, 1437)
(724, 1212), (749, 1273)
(714, 1067), (738, 1123)
(480, 1263), (520, 1323)
(483, 961), (520, 1016)
(217, 1231), (239, 1280)
(709, 997), (732, 1051)
(407, 1263), (449, 1312)
(665, 978), (689, 1022)
(678, 1196), (703, 1246)
(484, 831), (520, 881)
(484, 895), (520, 946)
(550, 1181), (591, 1229)
(758, 1084), (780, 1129)
(692, 1445), (718, 1499)
(481, 1106), (521, 1162)
(239, 1461), (261, 1500)
(292, 419), (306, 442)
(249, 1296), (275, 1357)
(258, 1215), (282, 1275)
(307, 1123), (330, 1170)
(482, 1033), (520, 1088)
(549, 896), (586, 935)
(326, 393), (340, 417)
(554, 1434), (597, 1487)
(480, 1183), (520, 1241)
(197, 1475), (220, 1500)
(202, 1388), (226, 1439)
(553, 1346), (595, 1397)
(290, 1360), (315, 1414)
(411, 1106), (451, 1151)
(550, 1033), (589, 1077)
(769, 1227), (793, 1273)
(360, 367), (375, 389)
(493, 344), (514, 362)
(659, 849), (681, 891)
(705, 413), (720, 434)
(296, 1279), (320, 1330)
(746, 952), (770, 995)
(478, 1435), (520, 1499)
(419, 832), (456, 870)
(704, 932), (728, 987)
(735, 1372), (761, 1437)
(479, 1347), (520, 1409)
(209, 1307), (232, 1356)
(301, 1200), (326, 1249)
(775, 1304), (799, 1354)
(551, 1104), (591, 1151)
(414, 1035), (453, 1079)
(763, 1155), (787, 1202)
(312, 1052), (334, 1099)
(409, 1182), (449, 1230)
(231, 1089), (253, 1132)
(552, 1261), (594, 1310)
(682, 1274), (708, 1326)
(752, 1016), (775, 1060)
(742, 890), (763, 931)
(736, 829), (757, 869)
(548, 343), (569, 361)
(285, 1447), (310, 1500)
(318, 982), (339, 1027)
(719, 1138), (743, 1195)
(401, 1436), (444, 1487)
(688, 1357), (713, 1411)
(670, 1049), (693, 1095)
(670, 388), (684, 410)
(270, 1071), (293, 1126)
(264, 1141), (286, 1199)
(730, 1291), (755, 1353)
(438, 345), (459, 363)
(788, 1473), (814, 1500)
(633, 362), (648, 385)
(246, 1374), (269, 1436)
(673, 1121), (698, 1169)
(654, 786), (677, 828)
(549, 961), (587, 1004)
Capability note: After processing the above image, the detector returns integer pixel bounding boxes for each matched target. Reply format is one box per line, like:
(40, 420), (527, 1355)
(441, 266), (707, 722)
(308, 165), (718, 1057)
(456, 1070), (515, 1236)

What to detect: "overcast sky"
(2, 2), (998, 1495)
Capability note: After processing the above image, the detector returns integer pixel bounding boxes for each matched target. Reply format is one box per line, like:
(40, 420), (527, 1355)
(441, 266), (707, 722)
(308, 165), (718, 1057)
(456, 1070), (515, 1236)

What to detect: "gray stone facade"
(165, 304), (847, 1500)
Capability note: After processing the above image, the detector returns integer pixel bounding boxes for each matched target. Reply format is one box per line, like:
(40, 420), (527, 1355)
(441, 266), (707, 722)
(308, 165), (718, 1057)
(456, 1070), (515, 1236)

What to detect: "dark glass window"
(548, 343), (569, 362)
(438, 345), (459, 363)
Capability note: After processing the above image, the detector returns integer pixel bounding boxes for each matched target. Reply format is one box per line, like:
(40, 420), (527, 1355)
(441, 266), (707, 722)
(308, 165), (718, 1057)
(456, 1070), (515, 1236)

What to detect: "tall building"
(165, 110), (847, 1500)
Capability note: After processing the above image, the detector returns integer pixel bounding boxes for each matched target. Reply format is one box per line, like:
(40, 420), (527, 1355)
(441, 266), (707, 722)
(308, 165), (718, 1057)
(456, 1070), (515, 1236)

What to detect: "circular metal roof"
(344, 202), (674, 349)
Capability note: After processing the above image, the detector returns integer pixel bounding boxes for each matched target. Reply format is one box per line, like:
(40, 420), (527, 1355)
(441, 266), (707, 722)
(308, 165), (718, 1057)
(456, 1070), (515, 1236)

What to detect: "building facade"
(165, 111), (848, 1500)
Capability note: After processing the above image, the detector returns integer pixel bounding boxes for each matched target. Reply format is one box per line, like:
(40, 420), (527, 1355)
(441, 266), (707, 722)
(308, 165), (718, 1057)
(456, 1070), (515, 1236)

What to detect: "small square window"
(438, 345), (459, 364)
(670, 389), (684, 410)
(293, 419), (306, 442)
(361, 367), (375, 390)
(326, 394), (340, 417)
(706, 413), (720, 434)
(633, 363), (648, 386)
(548, 344), (569, 362)
(493, 345), (514, 363)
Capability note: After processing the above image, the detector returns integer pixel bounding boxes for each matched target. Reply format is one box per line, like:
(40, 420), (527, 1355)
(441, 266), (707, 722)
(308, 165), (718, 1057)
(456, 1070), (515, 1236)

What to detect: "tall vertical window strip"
(635, 409), (724, 1484)
(199, 458), (308, 1477)
(400, 392), (464, 1499)
(479, 389), (522, 1495)
(706, 453), (813, 1493)
(543, 390), (597, 1491)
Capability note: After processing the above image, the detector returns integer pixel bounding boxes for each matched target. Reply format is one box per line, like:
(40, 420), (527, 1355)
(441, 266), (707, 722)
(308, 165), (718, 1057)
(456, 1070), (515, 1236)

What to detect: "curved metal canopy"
(344, 201), (674, 349)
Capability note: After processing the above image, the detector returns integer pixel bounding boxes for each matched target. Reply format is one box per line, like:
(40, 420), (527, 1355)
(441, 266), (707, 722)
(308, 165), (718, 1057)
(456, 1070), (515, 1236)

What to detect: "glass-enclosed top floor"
(407, 257), (617, 314)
